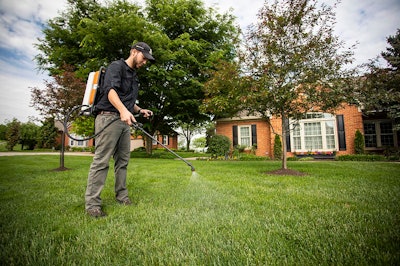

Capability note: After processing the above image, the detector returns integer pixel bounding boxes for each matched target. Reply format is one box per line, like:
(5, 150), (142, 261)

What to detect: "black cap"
(131, 42), (155, 61)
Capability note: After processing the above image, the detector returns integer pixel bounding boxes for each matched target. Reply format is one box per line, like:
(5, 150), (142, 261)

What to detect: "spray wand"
(131, 122), (196, 172)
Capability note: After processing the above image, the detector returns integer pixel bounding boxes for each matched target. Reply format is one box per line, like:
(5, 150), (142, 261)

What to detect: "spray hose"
(131, 122), (196, 172)
(63, 105), (195, 172)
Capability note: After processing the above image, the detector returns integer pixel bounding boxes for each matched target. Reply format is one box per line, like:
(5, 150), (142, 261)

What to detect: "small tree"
(31, 64), (85, 170)
(273, 134), (283, 159)
(5, 119), (21, 151)
(354, 130), (365, 154)
(207, 134), (231, 159)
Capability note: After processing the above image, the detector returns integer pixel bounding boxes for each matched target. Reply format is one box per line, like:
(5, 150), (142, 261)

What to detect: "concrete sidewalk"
(0, 152), (94, 156)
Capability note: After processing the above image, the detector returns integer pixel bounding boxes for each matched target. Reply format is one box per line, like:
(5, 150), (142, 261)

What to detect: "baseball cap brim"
(131, 42), (155, 61)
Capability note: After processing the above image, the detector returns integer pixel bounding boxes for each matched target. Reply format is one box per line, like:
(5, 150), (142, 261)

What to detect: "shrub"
(336, 154), (386, 161)
(273, 134), (282, 160)
(207, 134), (231, 158)
(354, 130), (365, 154)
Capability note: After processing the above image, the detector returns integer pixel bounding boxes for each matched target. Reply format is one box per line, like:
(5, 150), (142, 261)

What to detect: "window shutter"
(232, 125), (238, 147)
(336, 115), (346, 150)
(251, 124), (257, 146)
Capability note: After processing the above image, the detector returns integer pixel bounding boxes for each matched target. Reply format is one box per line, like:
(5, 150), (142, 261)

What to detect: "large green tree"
(34, 0), (238, 153)
(203, 0), (357, 170)
(358, 29), (400, 130)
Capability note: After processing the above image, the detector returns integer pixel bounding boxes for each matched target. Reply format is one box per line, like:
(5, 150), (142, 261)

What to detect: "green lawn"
(0, 155), (399, 265)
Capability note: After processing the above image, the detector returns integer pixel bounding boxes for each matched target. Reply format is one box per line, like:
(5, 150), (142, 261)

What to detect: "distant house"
(215, 104), (399, 158)
(131, 132), (179, 150)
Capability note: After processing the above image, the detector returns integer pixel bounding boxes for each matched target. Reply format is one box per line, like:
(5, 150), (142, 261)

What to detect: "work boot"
(86, 208), (107, 218)
(116, 198), (132, 206)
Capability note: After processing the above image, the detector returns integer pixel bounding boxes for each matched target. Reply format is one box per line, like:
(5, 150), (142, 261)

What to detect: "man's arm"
(108, 89), (136, 125)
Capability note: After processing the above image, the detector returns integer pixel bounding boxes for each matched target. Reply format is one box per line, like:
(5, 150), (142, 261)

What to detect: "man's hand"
(120, 109), (136, 126)
(139, 109), (153, 118)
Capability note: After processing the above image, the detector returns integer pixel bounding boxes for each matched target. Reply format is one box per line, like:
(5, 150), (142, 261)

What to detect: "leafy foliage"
(5, 119), (21, 151)
(357, 29), (400, 129)
(207, 134), (231, 158)
(273, 134), (282, 159)
(19, 122), (40, 150)
(30, 64), (86, 122)
(354, 129), (365, 154)
(34, 0), (239, 141)
(37, 118), (58, 149)
(203, 0), (357, 169)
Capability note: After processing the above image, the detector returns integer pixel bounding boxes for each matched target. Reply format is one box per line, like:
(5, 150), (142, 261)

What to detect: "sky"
(0, 0), (399, 124)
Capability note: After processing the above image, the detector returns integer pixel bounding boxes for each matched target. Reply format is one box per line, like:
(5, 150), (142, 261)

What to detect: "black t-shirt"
(95, 59), (139, 113)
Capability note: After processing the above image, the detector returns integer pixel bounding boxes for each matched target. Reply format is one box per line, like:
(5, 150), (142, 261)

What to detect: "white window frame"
(238, 125), (252, 148)
(162, 135), (169, 145)
(290, 113), (338, 152)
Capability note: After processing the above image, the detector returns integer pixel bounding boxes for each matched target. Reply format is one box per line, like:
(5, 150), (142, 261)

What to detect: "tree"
(31, 64), (86, 170)
(273, 134), (282, 160)
(34, 0), (239, 154)
(203, 0), (357, 170)
(19, 122), (40, 150)
(0, 124), (7, 140)
(176, 122), (203, 151)
(357, 29), (400, 130)
(5, 119), (21, 151)
(354, 130), (365, 154)
(38, 118), (58, 149)
(192, 136), (207, 152)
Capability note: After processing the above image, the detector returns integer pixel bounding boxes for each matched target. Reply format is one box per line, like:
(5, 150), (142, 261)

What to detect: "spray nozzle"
(132, 122), (143, 128)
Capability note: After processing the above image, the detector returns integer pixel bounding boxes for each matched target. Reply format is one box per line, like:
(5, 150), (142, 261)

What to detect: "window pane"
(326, 135), (335, 149)
(293, 137), (301, 149)
(325, 121), (334, 135)
(365, 135), (376, 147)
(239, 126), (251, 147)
(364, 123), (376, 134)
(380, 122), (393, 134)
(293, 124), (300, 136)
(305, 136), (323, 149)
(304, 122), (321, 136)
(381, 135), (394, 146)
(240, 127), (250, 136)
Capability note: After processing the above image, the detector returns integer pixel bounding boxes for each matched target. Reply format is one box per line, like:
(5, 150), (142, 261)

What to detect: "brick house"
(131, 133), (179, 151)
(215, 104), (399, 158)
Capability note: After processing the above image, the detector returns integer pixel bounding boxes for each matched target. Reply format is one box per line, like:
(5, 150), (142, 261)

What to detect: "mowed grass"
(0, 155), (399, 265)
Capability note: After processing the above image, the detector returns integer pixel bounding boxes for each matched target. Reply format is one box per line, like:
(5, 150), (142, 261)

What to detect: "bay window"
(290, 113), (337, 152)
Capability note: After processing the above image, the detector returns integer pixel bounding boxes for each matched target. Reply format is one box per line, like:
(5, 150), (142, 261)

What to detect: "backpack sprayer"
(64, 67), (196, 173)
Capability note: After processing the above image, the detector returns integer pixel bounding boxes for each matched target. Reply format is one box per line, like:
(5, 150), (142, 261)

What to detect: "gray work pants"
(85, 113), (131, 210)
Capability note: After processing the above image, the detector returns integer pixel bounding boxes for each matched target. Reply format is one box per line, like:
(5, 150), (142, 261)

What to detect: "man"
(85, 42), (155, 217)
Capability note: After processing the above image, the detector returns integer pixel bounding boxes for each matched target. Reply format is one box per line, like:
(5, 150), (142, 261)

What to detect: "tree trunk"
(60, 130), (65, 169)
(186, 136), (190, 151)
(145, 135), (153, 155)
(281, 113), (288, 170)
(54, 130), (68, 171)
